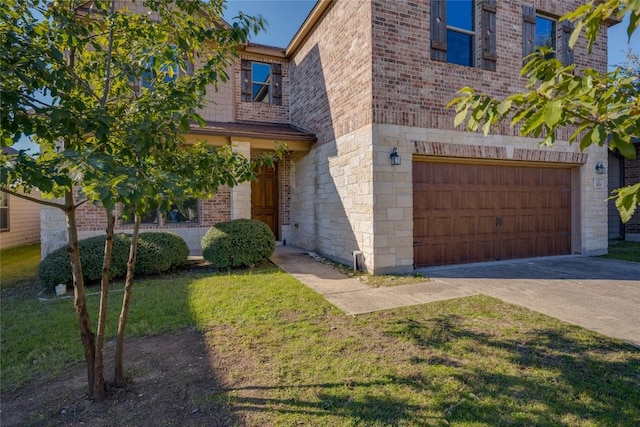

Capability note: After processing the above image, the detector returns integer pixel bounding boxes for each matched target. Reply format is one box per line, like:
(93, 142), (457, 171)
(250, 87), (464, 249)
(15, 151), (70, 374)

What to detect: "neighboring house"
(42, 0), (616, 272)
(608, 141), (640, 241)
(1, 147), (41, 250)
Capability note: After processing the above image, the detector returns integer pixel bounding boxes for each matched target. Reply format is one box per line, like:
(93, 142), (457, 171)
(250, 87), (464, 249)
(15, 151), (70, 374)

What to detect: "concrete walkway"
(270, 246), (477, 314)
(271, 246), (640, 346)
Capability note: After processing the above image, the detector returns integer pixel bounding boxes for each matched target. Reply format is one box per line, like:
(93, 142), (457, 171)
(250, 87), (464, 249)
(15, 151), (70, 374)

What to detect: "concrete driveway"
(419, 256), (640, 346)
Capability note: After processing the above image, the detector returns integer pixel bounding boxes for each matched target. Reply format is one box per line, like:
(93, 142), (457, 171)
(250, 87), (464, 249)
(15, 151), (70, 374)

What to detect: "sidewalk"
(270, 245), (477, 315)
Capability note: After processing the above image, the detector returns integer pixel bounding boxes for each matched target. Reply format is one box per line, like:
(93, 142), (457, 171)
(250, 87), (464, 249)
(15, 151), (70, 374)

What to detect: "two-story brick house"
(42, 0), (613, 273)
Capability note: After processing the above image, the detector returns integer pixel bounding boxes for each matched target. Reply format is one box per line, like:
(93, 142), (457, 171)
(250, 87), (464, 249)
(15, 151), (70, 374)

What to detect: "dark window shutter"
(430, 0), (447, 61)
(522, 5), (536, 60)
(241, 59), (251, 102)
(481, 0), (497, 71)
(561, 21), (574, 66)
(271, 63), (282, 105)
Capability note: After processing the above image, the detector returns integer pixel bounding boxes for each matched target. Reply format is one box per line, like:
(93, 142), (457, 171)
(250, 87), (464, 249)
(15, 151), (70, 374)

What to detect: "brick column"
(231, 141), (251, 220)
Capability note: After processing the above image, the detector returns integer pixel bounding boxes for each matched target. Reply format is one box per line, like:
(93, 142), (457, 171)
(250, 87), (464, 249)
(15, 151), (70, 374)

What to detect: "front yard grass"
(2, 263), (639, 425)
(602, 240), (640, 263)
(0, 243), (40, 289)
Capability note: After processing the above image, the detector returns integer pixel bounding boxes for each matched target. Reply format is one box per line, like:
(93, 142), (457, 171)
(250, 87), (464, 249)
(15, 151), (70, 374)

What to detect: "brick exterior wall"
(625, 146), (640, 234)
(370, 0), (608, 135)
(73, 187), (231, 232)
(289, 0), (372, 145)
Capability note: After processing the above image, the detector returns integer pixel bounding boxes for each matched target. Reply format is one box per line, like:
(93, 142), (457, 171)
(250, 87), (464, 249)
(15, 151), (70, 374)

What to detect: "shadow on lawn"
(217, 314), (639, 425)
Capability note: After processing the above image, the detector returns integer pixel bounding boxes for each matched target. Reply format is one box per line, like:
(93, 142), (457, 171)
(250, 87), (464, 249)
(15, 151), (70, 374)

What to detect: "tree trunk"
(65, 192), (96, 399)
(113, 214), (140, 388)
(94, 210), (115, 401)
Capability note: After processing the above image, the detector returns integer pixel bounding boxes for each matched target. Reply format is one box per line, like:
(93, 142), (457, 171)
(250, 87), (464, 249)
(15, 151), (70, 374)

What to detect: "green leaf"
(543, 100), (563, 127)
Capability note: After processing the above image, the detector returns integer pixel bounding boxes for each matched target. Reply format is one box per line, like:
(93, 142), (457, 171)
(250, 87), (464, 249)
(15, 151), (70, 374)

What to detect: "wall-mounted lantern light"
(595, 161), (607, 175)
(390, 147), (401, 166)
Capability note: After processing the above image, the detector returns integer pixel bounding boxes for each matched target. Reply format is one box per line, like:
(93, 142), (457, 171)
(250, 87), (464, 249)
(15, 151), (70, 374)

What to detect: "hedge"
(39, 232), (189, 288)
(201, 219), (275, 269)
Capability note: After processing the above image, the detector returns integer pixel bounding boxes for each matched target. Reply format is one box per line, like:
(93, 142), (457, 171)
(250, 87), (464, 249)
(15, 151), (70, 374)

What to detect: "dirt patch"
(1, 329), (237, 427)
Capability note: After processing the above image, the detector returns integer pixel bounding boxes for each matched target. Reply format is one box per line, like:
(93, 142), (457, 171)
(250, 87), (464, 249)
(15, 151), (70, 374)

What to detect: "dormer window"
(241, 59), (282, 105)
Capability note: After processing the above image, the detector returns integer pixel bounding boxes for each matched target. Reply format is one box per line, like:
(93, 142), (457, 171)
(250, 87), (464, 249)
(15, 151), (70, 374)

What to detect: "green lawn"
(602, 240), (640, 263)
(2, 263), (639, 425)
(0, 243), (41, 288)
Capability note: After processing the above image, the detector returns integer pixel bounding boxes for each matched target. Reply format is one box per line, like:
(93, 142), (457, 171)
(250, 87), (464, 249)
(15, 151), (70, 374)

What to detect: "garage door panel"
(413, 161), (572, 267)
(454, 216), (476, 236)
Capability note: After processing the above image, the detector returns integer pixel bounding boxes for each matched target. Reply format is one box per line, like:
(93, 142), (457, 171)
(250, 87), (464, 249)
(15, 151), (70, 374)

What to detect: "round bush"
(38, 234), (131, 288)
(201, 219), (275, 269)
(39, 232), (190, 289)
(136, 232), (189, 274)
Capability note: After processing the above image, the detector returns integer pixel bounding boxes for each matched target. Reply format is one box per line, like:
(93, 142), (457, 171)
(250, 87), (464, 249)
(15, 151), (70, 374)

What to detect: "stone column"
(231, 141), (252, 220)
(40, 205), (68, 259)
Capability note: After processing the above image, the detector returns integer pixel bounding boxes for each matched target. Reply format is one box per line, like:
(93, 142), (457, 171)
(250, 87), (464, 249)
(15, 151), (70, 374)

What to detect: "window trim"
(431, 0), (497, 71)
(534, 14), (557, 59)
(251, 62), (272, 104)
(0, 191), (9, 232)
(445, 0), (476, 67)
(240, 59), (283, 105)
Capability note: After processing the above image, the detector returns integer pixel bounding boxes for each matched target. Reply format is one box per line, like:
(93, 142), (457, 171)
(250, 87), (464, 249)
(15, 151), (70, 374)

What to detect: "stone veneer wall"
(290, 125), (374, 267)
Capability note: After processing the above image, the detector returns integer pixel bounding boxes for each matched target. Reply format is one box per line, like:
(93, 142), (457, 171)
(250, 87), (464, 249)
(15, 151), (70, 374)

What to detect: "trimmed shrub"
(136, 232), (189, 274)
(38, 232), (189, 289)
(201, 219), (275, 269)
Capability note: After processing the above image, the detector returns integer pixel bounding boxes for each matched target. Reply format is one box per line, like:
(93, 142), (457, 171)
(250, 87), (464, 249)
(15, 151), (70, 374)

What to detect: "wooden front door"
(413, 160), (572, 267)
(251, 163), (279, 239)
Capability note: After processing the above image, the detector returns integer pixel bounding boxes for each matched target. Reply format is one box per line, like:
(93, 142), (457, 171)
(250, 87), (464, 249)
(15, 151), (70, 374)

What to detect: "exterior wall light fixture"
(595, 161), (607, 175)
(390, 147), (401, 166)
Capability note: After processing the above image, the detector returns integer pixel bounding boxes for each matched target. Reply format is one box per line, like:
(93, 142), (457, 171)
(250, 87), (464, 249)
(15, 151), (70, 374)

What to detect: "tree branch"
(0, 187), (64, 210)
(100, 0), (117, 109)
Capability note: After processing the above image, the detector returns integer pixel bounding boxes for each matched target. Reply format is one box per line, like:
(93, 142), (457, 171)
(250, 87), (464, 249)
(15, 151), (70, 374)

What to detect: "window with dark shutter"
(430, 0), (447, 61)
(481, 0), (497, 71)
(251, 62), (271, 103)
(446, 0), (475, 66)
(241, 59), (252, 102)
(561, 21), (574, 66)
(272, 63), (282, 106)
(522, 5), (536, 59)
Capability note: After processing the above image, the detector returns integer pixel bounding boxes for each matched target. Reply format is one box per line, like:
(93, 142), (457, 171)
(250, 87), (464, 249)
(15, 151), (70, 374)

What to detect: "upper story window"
(430, 0), (497, 71)
(446, 0), (475, 67)
(251, 62), (271, 103)
(523, 6), (573, 66)
(535, 16), (556, 58)
(0, 191), (8, 232)
(241, 59), (282, 105)
(138, 54), (194, 91)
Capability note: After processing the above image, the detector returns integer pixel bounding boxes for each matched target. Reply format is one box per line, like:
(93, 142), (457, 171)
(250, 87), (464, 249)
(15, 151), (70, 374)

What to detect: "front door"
(251, 163), (279, 239)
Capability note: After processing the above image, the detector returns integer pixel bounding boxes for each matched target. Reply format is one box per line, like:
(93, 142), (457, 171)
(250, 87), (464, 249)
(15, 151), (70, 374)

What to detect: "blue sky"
(225, 0), (639, 67)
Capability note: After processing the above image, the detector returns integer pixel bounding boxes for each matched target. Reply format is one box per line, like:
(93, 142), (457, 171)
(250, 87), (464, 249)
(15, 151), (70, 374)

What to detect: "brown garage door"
(413, 160), (572, 267)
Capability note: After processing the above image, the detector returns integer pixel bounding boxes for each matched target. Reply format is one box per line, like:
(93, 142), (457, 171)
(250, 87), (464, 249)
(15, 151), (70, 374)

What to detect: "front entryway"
(252, 163), (279, 239)
(413, 160), (573, 267)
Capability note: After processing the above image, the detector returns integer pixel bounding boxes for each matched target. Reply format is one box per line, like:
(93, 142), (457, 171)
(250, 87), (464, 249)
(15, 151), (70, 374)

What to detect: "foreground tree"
(448, 0), (640, 222)
(1, 0), (264, 400)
